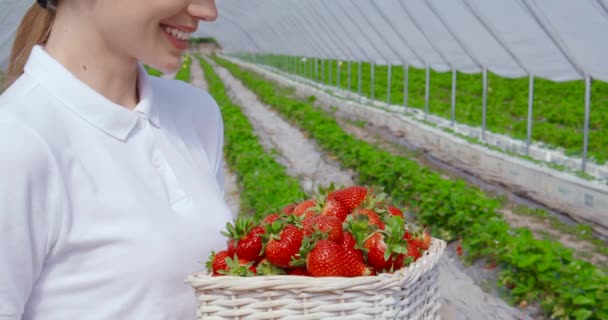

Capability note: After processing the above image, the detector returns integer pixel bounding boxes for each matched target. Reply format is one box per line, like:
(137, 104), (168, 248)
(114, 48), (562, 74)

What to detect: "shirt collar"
(24, 45), (160, 141)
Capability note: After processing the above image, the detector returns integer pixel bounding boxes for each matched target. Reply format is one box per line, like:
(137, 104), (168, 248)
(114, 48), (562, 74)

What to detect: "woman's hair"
(6, 2), (57, 87)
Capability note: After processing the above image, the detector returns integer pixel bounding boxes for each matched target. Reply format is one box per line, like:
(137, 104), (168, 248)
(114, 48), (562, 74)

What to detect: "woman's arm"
(0, 120), (66, 319)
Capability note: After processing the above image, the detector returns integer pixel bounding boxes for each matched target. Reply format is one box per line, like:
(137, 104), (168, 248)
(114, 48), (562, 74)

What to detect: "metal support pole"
(425, 65), (430, 120)
(387, 64), (392, 106)
(310, 58), (313, 80)
(482, 67), (488, 140)
(404, 64), (409, 107)
(526, 75), (534, 154)
(371, 61), (375, 101)
(451, 69), (457, 126)
(321, 59), (325, 84)
(582, 76), (591, 172)
(348, 61), (352, 92)
(315, 58), (319, 82)
(358, 61), (363, 102)
(329, 60), (333, 87)
(337, 61), (341, 89)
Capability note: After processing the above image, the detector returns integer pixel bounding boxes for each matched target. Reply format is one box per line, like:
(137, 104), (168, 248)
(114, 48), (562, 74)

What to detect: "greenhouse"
(1, 1), (607, 319)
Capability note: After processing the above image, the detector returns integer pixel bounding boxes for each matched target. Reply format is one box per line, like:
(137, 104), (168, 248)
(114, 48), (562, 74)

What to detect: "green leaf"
(572, 308), (593, 320)
(572, 296), (595, 306)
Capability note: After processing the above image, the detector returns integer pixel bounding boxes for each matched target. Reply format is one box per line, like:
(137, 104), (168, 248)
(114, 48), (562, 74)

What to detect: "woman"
(0, 1), (232, 319)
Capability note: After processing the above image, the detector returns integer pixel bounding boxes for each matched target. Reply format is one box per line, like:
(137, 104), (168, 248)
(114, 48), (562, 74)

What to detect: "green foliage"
(143, 65), (163, 77)
(264, 55), (608, 165)
(197, 55), (305, 221)
(214, 55), (608, 319)
(174, 55), (192, 83)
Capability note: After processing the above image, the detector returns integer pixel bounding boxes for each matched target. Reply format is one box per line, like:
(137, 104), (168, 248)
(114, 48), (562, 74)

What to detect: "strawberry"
(322, 199), (349, 222)
(341, 231), (364, 262)
(406, 240), (422, 262)
(287, 267), (310, 276)
(302, 215), (343, 243)
(420, 229), (432, 250)
(255, 258), (287, 276)
(353, 208), (385, 230)
(306, 239), (371, 277)
(363, 232), (402, 272)
(206, 250), (231, 276)
(264, 224), (304, 268)
(223, 217), (265, 262)
(387, 206), (403, 217)
(282, 203), (297, 215)
(456, 244), (463, 256)
(327, 185), (367, 213)
(217, 255), (256, 276)
(404, 226), (431, 252)
(262, 213), (281, 225)
(292, 199), (317, 217)
(349, 215), (407, 273)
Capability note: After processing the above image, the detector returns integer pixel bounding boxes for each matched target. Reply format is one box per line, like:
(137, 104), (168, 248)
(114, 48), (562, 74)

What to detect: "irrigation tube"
(424, 65), (430, 120)
(482, 67), (488, 141)
(451, 69), (457, 127)
(526, 75), (535, 155)
(583, 76), (591, 172)
(387, 64), (392, 106)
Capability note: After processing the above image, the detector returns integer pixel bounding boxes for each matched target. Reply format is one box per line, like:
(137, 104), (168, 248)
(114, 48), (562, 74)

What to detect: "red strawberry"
(264, 224), (304, 268)
(287, 267), (310, 276)
(403, 230), (413, 241)
(406, 239), (422, 262)
(306, 239), (371, 277)
(282, 203), (297, 215)
(224, 218), (265, 262)
(262, 213), (281, 225)
(327, 186), (367, 213)
(302, 215), (344, 243)
(388, 206), (403, 217)
(341, 231), (364, 261)
(363, 232), (401, 272)
(218, 255), (256, 276)
(420, 230), (432, 250)
(353, 208), (385, 230)
(206, 250), (231, 276)
(292, 199), (317, 217)
(456, 244), (463, 256)
(319, 198), (349, 222)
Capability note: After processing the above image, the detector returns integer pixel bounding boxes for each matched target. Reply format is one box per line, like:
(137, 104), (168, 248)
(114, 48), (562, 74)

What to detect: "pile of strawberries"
(206, 185), (431, 277)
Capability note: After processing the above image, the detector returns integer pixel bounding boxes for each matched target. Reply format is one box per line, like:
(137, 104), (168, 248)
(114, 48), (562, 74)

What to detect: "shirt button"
(152, 154), (162, 168)
(137, 117), (147, 129)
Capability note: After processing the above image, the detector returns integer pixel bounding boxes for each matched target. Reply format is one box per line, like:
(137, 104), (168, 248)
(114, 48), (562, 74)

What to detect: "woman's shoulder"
(0, 109), (57, 174)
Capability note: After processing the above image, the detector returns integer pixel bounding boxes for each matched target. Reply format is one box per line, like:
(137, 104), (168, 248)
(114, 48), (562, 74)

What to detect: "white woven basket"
(186, 238), (446, 320)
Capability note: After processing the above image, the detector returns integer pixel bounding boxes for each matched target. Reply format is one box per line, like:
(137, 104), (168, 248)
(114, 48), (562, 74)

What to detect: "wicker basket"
(186, 238), (446, 320)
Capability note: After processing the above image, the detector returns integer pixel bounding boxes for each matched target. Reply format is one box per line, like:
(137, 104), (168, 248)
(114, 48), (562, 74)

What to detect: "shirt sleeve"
(214, 107), (225, 198)
(0, 120), (66, 318)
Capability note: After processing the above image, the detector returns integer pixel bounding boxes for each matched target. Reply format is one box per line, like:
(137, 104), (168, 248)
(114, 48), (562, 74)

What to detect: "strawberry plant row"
(213, 55), (607, 320)
(174, 55), (192, 83)
(196, 55), (305, 221)
(262, 55), (608, 165)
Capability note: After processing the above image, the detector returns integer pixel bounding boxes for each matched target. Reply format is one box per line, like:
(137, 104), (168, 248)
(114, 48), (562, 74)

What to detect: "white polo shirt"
(0, 46), (232, 320)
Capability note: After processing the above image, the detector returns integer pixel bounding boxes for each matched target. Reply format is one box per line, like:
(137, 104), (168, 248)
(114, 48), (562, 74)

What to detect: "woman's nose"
(188, 0), (219, 22)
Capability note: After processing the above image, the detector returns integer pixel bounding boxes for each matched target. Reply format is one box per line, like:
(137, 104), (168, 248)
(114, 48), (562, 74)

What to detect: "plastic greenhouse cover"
(2, 0), (608, 82)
